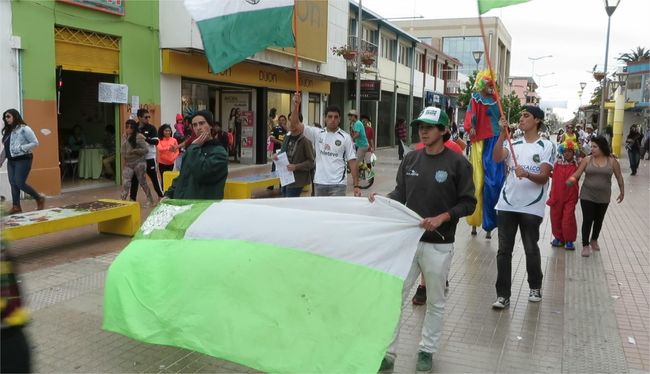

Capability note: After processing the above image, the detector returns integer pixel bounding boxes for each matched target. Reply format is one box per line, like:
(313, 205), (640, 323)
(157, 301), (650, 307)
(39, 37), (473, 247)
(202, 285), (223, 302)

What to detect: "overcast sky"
(361, 0), (649, 120)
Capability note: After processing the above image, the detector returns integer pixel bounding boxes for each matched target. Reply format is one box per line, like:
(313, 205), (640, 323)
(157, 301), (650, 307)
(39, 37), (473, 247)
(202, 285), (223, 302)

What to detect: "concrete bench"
(162, 171), (280, 199)
(2, 199), (140, 241)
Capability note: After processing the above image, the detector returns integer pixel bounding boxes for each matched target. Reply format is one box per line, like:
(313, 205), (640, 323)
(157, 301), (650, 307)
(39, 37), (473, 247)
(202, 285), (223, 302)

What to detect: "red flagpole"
(477, 12), (518, 167)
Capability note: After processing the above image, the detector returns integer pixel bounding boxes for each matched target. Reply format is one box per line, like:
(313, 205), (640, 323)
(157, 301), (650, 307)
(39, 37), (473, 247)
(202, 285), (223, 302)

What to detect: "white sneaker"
(528, 289), (542, 302)
(492, 297), (510, 309)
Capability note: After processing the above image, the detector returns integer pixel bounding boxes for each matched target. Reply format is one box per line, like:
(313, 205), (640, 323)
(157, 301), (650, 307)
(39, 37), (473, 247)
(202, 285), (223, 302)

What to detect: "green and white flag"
(103, 197), (425, 373)
(184, 0), (295, 73)
(477, 0), (531, 14)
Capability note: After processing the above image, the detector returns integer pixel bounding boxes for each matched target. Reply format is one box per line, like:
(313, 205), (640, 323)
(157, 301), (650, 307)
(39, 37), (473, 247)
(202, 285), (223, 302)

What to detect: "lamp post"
(612, 69), (628, 156)
(472, 50), (483, 72)
(528, 55), (552, 77)
(535, 72), (555, 88)
(598, 0), (621, 133)
(354, 0), (363, 115)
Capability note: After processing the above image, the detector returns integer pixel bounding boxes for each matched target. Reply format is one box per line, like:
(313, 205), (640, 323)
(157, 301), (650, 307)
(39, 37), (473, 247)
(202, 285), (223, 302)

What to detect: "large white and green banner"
(184, 0), (295, 73)
(103, 197), (424, 373)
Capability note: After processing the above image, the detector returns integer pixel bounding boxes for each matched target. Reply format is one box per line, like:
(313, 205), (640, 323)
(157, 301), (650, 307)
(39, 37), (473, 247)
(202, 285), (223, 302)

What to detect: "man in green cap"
(369, 106), (476, 371)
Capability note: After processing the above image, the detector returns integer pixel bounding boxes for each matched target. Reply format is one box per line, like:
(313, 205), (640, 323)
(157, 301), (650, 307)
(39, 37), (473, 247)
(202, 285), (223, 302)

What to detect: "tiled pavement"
(7, 148), (649, 373)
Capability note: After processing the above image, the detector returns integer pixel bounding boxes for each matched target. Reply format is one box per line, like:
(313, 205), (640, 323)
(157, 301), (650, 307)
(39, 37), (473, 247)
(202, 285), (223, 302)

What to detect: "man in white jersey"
(290, 93), (360, 197)
(491, 105), (555, 309)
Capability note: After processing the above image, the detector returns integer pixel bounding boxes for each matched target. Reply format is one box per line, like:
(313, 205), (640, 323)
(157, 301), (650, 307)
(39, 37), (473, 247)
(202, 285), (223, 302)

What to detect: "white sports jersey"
(495, 137), (556, 217)
(303, 125), (356, 185)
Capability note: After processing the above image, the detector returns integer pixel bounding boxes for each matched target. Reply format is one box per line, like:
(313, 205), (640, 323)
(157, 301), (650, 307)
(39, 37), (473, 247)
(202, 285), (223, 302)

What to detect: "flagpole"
(476, 9), (518, 167)
(293, 1), (300, 94)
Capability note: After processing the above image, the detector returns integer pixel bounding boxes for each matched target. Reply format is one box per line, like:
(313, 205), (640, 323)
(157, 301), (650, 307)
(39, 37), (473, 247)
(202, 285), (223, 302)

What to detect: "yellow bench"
(163, 171), (280, 199)
(2, 199), (140, 241)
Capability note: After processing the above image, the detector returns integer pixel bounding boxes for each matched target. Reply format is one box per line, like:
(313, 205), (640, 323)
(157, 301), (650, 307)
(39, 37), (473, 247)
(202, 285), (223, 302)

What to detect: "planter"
(361, 57), (375, 66)
(342, 51), (356, 61)
(593, 72), (606, 81)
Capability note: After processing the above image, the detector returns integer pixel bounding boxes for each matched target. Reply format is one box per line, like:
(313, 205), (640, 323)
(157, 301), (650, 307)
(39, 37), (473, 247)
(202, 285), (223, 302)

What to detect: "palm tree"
(617, 47), (650, 63)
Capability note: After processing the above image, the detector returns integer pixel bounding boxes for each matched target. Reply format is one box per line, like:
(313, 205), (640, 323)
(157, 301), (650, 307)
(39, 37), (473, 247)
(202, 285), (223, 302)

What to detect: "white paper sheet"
(273, 152), (295, 187)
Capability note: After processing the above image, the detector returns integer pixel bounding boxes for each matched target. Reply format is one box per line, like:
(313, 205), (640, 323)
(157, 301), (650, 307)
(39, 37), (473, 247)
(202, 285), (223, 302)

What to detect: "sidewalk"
(9, 148), (649, 373)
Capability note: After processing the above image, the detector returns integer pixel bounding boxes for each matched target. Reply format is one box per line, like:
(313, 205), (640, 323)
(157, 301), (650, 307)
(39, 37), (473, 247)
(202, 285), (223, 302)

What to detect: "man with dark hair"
(290, 94), (360, 197)
(491, 105), (555, 309)
(372, 106), (476, 371)
(130, 109), (164, 200)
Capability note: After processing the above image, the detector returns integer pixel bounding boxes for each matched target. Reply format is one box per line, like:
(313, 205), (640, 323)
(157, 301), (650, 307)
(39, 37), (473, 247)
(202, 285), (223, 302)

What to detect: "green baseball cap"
(410, 106), (450, 128)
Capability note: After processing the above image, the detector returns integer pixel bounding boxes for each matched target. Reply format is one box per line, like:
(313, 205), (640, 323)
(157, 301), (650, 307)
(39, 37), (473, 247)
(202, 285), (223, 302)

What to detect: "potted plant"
(360, 50), (376, 66)
(593, 71), (606, 81)
(331, 45), (356, 61)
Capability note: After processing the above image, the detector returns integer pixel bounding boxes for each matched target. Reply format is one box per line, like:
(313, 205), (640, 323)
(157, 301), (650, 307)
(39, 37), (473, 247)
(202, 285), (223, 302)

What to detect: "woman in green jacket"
(165, 111), (228, 200)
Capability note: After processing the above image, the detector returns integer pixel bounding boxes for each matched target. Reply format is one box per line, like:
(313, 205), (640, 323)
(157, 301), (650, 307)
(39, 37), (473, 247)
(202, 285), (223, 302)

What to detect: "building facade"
(509, 76), (540, 106)
(8, 0), (160, 196)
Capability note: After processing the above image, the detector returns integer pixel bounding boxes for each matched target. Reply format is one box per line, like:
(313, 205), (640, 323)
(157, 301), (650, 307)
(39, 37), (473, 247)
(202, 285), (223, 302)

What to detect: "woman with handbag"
(1, 109), (45, 214)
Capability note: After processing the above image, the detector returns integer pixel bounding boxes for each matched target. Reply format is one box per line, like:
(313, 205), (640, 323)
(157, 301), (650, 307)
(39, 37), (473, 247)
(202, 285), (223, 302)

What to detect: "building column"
(607, 106), (614, 127)
(612, 89), (625, 157)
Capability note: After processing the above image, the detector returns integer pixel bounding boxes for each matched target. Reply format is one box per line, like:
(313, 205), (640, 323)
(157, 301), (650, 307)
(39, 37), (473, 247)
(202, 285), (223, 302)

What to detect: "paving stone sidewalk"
(9, 149), (649, 373)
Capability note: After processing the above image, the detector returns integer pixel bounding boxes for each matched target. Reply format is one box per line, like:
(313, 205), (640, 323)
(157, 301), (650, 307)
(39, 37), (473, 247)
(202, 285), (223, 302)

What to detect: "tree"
(457, 71), (477, 109)
(590, 85), (602, 106)
(617, 47), (650, 63)
(501, 91), (522, 124)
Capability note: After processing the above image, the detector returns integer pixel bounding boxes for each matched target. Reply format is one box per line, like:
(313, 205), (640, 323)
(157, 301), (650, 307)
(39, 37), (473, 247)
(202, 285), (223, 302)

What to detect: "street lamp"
(535, 72), (555, 88)
(528, 55), (552, 77)
(472, 50), (483, 72)
(578, 81), (587, 105)
(598, 0), (622, 132)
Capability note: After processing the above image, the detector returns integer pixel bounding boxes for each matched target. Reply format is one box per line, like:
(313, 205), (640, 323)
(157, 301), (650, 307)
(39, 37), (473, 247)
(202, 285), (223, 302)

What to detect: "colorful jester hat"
(474, 69), (497, 92)
(558, 140), (579, 154)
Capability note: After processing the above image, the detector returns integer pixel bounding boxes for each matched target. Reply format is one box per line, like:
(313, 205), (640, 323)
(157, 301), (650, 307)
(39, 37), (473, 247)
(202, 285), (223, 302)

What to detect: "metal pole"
(355, 0), (362, 113)
(598, 15), (612, 133)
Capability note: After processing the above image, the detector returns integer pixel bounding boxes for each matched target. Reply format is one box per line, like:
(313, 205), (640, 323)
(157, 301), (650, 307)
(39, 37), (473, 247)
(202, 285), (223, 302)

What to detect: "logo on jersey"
(435, 170), (448, 183)
(406, 169), (419, 177)
(532, 154), (540, 163)
(324, 144), (331, 151)
(335, 140), (342, 146)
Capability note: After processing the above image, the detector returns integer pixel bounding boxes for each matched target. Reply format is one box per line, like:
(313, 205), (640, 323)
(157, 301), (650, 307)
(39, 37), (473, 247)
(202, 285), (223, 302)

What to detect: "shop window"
(308, 94), (321, 127)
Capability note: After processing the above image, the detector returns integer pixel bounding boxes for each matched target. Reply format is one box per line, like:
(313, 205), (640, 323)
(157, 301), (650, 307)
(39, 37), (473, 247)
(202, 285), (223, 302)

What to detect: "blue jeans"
(628, 149), (640, 174)
(7, 158), (41, 207)
(281, 186), (303, 197)
(314, 183), (347, 196)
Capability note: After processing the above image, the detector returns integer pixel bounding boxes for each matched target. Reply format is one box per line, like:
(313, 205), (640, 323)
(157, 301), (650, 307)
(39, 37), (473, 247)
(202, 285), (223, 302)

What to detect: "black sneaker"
(412, 285), (427, 305)
(416, 351), (433, 371)
(528, 289), (542, 302)
(379, 356), (394, 371)
(492, 296), (510, 309)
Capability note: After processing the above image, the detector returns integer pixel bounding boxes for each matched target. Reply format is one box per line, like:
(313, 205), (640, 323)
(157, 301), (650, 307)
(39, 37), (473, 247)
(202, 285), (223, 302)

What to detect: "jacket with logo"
(387, 147), (476, 243)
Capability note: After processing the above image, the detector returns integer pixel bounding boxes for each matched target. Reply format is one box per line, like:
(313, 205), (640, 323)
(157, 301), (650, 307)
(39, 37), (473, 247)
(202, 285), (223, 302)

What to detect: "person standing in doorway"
(130, 109), (164, 200)
(372, 106), (476, 372)
(291, 93), (360, 197)
(1, 109), (45, 214)
(492, 105), (555, 309)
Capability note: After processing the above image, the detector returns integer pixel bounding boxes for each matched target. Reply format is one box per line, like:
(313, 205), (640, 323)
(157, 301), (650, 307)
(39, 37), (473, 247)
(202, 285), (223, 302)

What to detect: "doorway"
(57, 70), (117, 191)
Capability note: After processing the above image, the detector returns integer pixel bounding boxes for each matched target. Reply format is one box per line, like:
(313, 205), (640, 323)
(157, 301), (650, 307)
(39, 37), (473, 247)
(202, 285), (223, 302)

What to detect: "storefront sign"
(348, 80), (381, 101)
(57, 0), (125, 16)
(240, 111), (255, 164)
(98, 82), (128, 103)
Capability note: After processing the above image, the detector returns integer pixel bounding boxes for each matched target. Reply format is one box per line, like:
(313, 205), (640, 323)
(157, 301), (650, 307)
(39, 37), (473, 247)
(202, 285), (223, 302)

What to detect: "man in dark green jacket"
(165, 111), (228, 200)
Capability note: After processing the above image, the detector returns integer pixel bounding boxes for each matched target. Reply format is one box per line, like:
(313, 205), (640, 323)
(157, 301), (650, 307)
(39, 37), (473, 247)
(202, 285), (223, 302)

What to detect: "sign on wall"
(348, 80), (381, 101)
(98, 82), (128, 103)
(271, 0), (328, 63)
(58, 0), (125, 16)
(240, 111), (255, 164)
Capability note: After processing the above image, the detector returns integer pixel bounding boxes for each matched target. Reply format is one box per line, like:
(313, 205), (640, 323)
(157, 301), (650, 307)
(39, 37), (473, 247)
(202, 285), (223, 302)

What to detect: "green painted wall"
(11, 0), (160, 103)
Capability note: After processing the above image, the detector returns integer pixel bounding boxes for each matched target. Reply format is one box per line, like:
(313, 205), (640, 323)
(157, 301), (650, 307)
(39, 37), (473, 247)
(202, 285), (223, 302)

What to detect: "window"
(427, 59), (435, 76)
(381, 35), (395, 61)
(362, 27), (378, 45)
(398, 45), (411, 67)
(415, 53), (423, 72)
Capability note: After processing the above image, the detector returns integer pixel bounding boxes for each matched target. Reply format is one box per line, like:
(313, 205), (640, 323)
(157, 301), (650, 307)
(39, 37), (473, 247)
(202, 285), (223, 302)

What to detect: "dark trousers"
(1, 326), (31, 373)
(628, 149), (640, 174)
(281, 186), (303, 197)
(130, 158), (164, 199)
(580, 199), (609, 246)
(158, 163), (174, 183)
(7, 158), (40, 207)
(397, 139), (404, 160)
(495, 210), (544, 298)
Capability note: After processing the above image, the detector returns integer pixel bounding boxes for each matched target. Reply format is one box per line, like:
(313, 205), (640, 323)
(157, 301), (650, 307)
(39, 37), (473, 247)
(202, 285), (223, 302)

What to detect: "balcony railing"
(347, 35), (378, 70)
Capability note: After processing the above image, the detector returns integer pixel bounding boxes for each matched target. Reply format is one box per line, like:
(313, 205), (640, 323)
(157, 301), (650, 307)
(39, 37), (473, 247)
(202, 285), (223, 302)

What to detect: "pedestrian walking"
(625, 124), (643, 175)
(291, 93), (360, 197)
(1, 109), (45, 215)
(395, 118), (407, 160)
(566, 136), (624, 257)
(361, 114), (375, 154)
(561, 123), (577, 144)
(492, 105), (556, 309)
(547, 140), (580, 250)
(372, 106), (476, 372)
(156, 124), (179, 181)
(129, 109), (164, 200)
(120, 120), (155, 207)
(165, 110), (229, 200)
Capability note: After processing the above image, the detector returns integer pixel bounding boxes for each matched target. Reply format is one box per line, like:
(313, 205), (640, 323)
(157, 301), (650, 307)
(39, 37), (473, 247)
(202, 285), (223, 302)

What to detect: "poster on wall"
(221, 92), (250, 130)
(98, 82), (128, 103)
(240, 111), (255, 164)
(57, 0), (125, 16)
